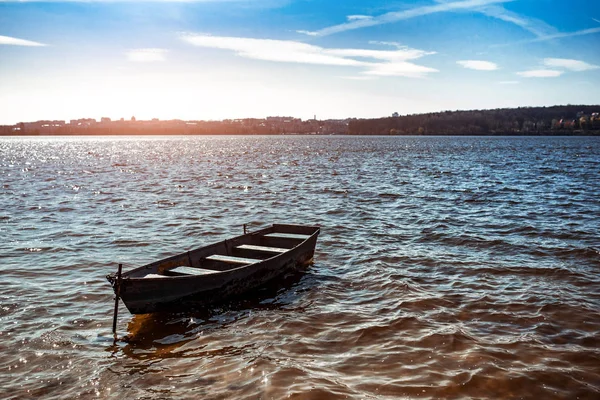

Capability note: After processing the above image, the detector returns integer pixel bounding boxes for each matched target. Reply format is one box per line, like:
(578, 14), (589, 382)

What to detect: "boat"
(106, 224), (320, 315)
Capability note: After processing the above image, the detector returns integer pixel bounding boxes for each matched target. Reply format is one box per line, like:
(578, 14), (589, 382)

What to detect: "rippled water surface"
(1, 135), (599, 399)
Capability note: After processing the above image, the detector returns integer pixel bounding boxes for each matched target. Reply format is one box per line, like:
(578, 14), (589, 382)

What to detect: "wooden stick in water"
(112, 264), (122, 337)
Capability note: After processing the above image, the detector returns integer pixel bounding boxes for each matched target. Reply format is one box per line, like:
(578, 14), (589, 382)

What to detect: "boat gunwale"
(110, 224), (320, 282)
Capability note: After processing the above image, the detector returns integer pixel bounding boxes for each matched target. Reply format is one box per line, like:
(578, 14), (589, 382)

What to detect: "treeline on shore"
(349, 105), (600, 135)
(2, 105), (599, 136)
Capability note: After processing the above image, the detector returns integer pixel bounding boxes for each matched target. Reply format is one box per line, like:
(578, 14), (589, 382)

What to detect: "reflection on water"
(119, 269), (311, 355)
(1, 135), (599, 399)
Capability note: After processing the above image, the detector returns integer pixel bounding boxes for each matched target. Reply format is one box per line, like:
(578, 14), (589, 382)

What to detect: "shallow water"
(1, 135), (599, 399)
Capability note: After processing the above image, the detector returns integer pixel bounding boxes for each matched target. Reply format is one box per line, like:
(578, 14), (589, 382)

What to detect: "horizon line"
(3, 103), (600, 126)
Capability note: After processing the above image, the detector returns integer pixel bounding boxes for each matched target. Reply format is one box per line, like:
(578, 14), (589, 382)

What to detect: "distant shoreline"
(3, 104), (599, 136)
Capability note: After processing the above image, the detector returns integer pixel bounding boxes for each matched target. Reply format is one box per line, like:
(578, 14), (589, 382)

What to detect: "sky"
(0, 0), (599, 124)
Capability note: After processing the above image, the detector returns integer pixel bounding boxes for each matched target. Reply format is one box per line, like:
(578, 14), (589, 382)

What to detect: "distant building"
(100, 117), (111, 123)
(70, 118), (96, 126)
(392, 112), (399, 118)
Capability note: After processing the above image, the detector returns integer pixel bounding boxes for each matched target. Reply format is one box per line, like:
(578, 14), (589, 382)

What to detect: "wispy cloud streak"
(474, 4), (558, 37)
(457, 60), (498, 70)
(529, 26), (600, 42)
(298, 0), (513, 37)
(181, 33), (438, 77)
(494, 26), (600, 46)
(0, 35), (46, 46)
(339, 75), (377, 80)
(517, 69), (563, 78)
(295, 30), (319, 37)
(516, 58), (597, 78)
(543, 58), (599, 71)
(346, 15), (373, 21)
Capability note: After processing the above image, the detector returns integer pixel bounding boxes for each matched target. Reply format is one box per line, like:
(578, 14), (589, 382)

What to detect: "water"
(1, 135), (599, 399)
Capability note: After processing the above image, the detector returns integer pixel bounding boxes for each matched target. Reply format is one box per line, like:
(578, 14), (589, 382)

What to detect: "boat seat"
(264, 233), (311, 240)
(169, 266), (219, 276)
(143, 273), (168, 279)
(236, 244), (288, 254)
(206, 255), (261, 265)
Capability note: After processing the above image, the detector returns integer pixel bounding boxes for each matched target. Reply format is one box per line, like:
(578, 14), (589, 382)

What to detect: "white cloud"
(513, 58), (597, 79)
(297, 0), (513, 36)
(364, 62), (438, 78)
(181, 35), (362, 66)
(543, 58), (599, 72)
(0, 35), (45, 46)
(368, 41), (406, 48)
(347, 15), (373, 21)
(339, 76), (377, 80)
(126, 48), (167, 62)
(329, 47), (436, 61)
(516, 69), (563, 78)
(457, 60), (498, 70)
(295, 30), (318, 36)
(181, 33), (438, 78)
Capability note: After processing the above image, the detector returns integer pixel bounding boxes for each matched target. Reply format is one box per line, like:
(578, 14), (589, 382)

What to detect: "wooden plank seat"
(206, 255), (262, 265)
(264, 233), (311, 240)
(169, 266), (218, 276)
(237, 244), (288, 254)
(143, 273), (168, 279)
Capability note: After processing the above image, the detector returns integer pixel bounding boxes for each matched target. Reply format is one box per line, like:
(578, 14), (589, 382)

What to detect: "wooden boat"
(107, 224), (320, 314)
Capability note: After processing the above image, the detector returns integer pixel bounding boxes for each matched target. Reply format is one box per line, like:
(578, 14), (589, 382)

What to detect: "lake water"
(1, 135), (599, 399)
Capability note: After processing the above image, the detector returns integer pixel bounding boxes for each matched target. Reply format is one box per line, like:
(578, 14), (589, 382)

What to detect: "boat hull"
(107, 224), (319, 314)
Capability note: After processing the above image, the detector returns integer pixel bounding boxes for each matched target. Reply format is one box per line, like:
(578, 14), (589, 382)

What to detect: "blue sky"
(0, 0), (599, 124)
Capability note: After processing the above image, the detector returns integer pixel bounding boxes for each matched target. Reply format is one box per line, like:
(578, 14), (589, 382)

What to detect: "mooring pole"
(112, 263), (122, 337)
(243, 224), (247, 234)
